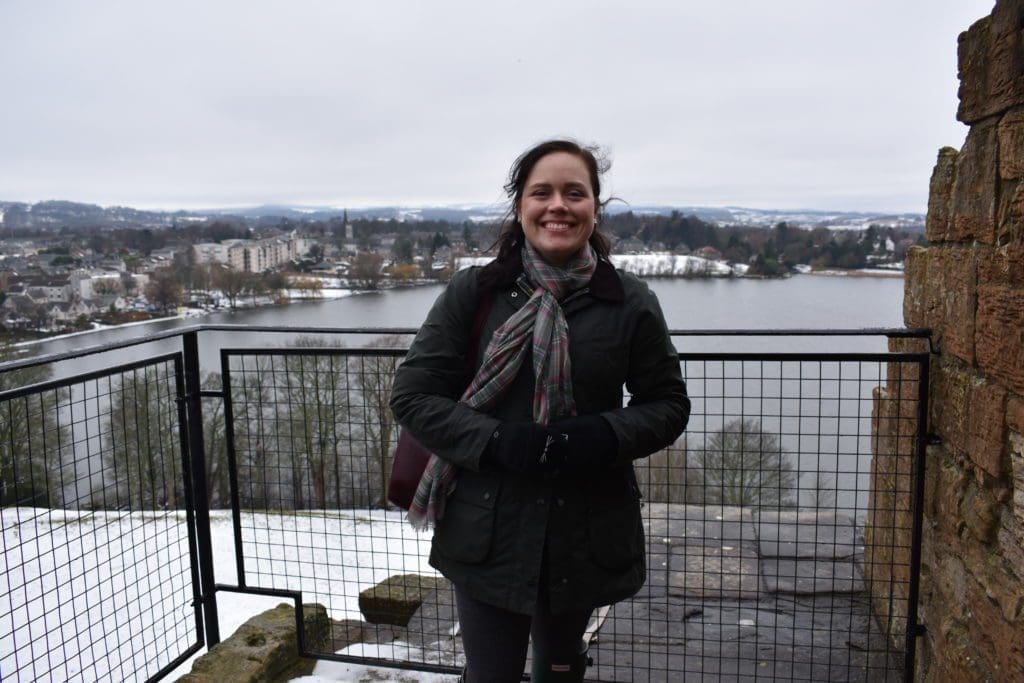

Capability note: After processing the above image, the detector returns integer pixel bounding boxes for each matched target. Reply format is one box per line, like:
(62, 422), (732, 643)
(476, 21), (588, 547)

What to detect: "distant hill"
(0, 199), (924, 232)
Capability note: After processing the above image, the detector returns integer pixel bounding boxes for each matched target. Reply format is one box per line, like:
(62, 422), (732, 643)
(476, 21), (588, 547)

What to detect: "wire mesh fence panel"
(222, 344), (463, 673)
(0, 354), (202, 683)
(625, 356), (923, 682)
(221, 341), (925, 682)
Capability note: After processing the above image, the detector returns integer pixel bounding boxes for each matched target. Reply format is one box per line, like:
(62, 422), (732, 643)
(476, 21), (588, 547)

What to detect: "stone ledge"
(359, 573), (447, 627)
(177, 603), (338, 683)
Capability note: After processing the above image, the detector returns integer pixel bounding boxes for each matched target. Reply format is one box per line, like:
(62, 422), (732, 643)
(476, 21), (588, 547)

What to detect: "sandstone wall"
(886, 0), (1024, 679)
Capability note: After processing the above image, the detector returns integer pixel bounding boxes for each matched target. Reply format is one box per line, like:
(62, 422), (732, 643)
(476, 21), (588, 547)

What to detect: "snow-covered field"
(1, 506), (457, 682)
(457, 252), (742, 277)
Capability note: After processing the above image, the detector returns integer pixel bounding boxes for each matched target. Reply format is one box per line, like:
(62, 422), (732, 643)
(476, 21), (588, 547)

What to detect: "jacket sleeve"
(600, 283), (690, 464)
(389, 268), (501, 471)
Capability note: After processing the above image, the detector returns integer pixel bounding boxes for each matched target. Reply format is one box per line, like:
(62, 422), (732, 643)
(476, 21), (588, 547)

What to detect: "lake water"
(19, 273), (910, 518)
(26, 274), (906, 377)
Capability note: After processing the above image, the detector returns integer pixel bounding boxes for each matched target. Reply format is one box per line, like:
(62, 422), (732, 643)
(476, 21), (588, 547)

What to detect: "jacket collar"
(478, 249), (624, 302)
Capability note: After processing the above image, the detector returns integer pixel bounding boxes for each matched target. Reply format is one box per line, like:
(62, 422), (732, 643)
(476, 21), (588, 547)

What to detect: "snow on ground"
(609, 253), (735, 277)
(283, 287), (354, 300)
(457, 253), (740, 277)
(294, 644), (458, 682)
(2, 506), (454, 682)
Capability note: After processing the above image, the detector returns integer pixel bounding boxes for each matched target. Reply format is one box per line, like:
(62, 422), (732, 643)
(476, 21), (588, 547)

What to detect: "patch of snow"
(456, 253), (743, 278)
(609, 253), (735, 277)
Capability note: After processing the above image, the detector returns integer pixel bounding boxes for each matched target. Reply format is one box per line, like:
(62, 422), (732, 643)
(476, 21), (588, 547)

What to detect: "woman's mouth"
(541, 221), (574, 231)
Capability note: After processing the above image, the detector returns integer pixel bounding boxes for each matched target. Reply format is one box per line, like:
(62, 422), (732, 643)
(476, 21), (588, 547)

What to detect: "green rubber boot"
(530, 641), (591, 682)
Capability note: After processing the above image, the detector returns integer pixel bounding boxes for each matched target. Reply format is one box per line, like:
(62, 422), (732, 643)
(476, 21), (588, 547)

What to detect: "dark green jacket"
(390, 255), (690, 615)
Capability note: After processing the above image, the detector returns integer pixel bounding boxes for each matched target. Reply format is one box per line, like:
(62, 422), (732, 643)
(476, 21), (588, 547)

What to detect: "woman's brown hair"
(493, 139), (612, 262)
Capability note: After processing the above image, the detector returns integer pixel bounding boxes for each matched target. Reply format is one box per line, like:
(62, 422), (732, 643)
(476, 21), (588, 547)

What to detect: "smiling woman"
(517, 151), (598, 266)
(390, 138), (690, 682)
(495, 139), (613, 264)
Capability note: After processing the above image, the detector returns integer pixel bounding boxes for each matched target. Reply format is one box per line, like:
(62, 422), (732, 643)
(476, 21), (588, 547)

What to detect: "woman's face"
(517, 151), (597, 267)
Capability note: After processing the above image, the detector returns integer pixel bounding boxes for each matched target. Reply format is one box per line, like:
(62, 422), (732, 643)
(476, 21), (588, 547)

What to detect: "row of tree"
(605, 212), (921, 273)
(2, 334), (826, 512)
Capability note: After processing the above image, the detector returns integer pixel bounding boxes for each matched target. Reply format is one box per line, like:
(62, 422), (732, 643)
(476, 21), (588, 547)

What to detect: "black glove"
(550, 415), (619, 471)
(481, 421), (569, 476)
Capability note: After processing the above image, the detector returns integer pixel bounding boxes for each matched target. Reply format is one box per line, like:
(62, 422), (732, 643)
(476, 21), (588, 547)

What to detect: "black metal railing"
(0, 325), (930, 682)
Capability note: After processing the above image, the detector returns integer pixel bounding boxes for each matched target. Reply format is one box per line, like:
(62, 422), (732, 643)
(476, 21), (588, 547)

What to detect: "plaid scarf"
(407, 241), (598, 529)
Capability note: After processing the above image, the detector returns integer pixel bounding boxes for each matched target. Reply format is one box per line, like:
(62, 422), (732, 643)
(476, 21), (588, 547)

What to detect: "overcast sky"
(0, 1), (996, 213)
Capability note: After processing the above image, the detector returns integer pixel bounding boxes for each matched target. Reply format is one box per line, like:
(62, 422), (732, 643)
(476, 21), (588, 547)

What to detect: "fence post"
(903, 352), (930, 681)
(183, 330), (221, 645)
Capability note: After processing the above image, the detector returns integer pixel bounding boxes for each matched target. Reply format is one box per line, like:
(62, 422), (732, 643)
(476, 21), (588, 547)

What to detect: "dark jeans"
(455, 584), (592, 683)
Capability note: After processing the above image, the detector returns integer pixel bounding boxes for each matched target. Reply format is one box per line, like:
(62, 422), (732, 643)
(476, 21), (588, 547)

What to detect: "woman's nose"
(548, 193), (568, 210)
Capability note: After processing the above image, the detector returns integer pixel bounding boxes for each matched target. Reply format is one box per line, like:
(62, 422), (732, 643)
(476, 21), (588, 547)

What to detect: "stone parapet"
(886, 1), (1024, 679)
(957, 3), (1024, 125)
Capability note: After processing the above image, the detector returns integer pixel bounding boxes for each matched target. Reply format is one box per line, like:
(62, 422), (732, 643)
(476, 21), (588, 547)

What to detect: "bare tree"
(244, 272), (266, 307)
(351, 334), (410, 508)
(290, 277), (324, 299)
(144, 268), (184, 315)
(636, 436), (693, 503)
(92, 278), (122, 296)
(120, 273), (138, 297)
(279, 337), (357, 509)
(103, 366), (184, 509)
(687, 418), (797, 507)
(211, 264), (248, 309)
(201, 372), (231, 508)
(0, 347), (71, 507)
(806, 471), (836, 509)
(225, 354), (275, 508)
(349, 251), (384, 290)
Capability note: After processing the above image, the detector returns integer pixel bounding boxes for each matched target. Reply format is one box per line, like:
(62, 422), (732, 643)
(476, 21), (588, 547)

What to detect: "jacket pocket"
(585, 475), (644, 571)
(432, 472), (499, 564)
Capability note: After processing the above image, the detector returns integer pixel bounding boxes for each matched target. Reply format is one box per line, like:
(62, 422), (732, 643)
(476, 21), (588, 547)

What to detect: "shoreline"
(3, 269), (902, 349)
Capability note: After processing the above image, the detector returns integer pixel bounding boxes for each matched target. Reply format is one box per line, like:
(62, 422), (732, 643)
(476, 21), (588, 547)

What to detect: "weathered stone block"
(760, 558), (864, 594)
(921, 615), (988, 681)
(911, 247), (977, 363)
(962, 576), (1024, 680)
(926, 146), (960, 242)
(963, 478), (1002, 543)
(1010, 429), (1024, 531)
(999, 108), (1024, 179)
(1008, 396), (1024, 434)
(957, 15), (993, 124)
(668, 545), (761, 599)
(754, 510), (858, 559)
(179, 603), (330, 683)
(358, 573), (447, 627)
(957, 2), (1024, 124)
(998, 178), (1024, 243)
(902, 246), (930, 328)
(931, 360), (1007, 477)
(939, 248), (978, 364)
(976, 284), (1024, 394)
(978, 242), (1024, 287)
(929, 445), (969, 544)
(931, 550), (972, 616)
(951, 121), (999, 244)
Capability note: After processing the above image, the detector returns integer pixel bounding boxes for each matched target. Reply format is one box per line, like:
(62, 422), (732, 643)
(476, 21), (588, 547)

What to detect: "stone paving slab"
(644, 504), (757, 550)
(587, 593), (899, 682)
(666, 545), (762, 600)
(761, 557), (865, 594)
(382, 504), (901, 681)
(754, 510), (860, 558)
